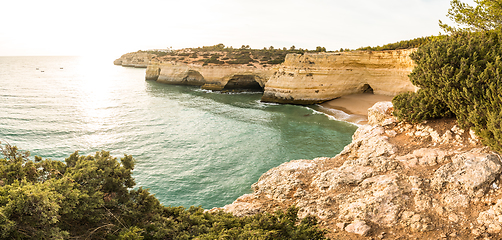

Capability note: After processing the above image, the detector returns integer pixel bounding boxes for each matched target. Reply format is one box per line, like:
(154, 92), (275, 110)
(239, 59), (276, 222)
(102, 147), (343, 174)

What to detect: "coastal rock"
(311, 165), (374, 192)
(114, 51), (157, 68)
(337, 173), (403, 227)
(398, 148), (451, 168)
(124, 49), (418, 104)
(251, 159), (319, 202)
(367, 101), (396, 126)
(261, 50), (417, 104)
(477, 199), (502, 234)
(431, 150), (502, 194)
(345, 219), (371, 236)
(146, 62), (274, 91)
(223, 101), (500, 239)
(221, 194), (263, 217)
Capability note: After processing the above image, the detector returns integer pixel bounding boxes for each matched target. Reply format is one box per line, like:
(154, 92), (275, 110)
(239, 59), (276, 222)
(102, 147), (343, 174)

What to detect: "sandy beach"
(317, 93), (394, 125)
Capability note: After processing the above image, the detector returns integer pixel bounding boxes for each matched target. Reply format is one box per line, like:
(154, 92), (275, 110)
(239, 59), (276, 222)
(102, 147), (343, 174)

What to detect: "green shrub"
(357, 36), (442, 51)
(392, 29), (502, 151)
(0, 143), (328, 239)
(392, 90), (453, 123)
(204, 55), (224, 64)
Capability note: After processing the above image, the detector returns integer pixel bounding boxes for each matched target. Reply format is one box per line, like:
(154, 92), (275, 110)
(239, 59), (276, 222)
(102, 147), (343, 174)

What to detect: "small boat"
(60, 67), (63, 69)
(36, 68), (39, 70)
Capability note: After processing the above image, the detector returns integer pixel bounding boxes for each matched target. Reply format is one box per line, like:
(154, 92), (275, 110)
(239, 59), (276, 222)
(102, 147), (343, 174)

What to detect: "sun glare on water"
(75, 55), (121, 146)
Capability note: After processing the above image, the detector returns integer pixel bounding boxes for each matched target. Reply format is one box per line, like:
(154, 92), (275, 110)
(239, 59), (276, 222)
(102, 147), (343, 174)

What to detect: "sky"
(0, 0), (474, 58)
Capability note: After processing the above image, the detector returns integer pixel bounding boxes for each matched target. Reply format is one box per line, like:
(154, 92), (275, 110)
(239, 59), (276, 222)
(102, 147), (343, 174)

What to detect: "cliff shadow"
(358, 83), (374, 94)
(223, 75), (263, 92)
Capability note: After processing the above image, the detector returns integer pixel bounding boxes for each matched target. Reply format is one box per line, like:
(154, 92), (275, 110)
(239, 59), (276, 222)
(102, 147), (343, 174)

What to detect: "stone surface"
(367, 101), (396, 126)
(145, 62), (274, 90)
(221, 101), (502, 239)
(261, 50), (417, 104)
(120, 49), (418, 104)
(345, 219), (371, 236)
(114, 51), (157, 68)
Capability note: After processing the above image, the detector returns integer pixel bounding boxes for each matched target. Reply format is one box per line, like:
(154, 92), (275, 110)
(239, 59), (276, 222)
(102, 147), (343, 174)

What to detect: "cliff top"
(142, 44), (312, 69)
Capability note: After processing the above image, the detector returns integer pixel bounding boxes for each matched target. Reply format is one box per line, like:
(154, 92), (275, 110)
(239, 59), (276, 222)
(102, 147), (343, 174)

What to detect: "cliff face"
(146, 62), (275, 91)
(118, 49), (418, 101)
(261, 50), (418, 104)
(221, 102), (502, 239)
(114, 52), (157, 68)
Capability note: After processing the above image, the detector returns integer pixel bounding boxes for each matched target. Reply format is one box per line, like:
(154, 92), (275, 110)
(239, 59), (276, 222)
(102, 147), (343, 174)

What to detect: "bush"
(204, 55), (224, 65)
(0, 142), (328, 239)
(392, 29), (502, 151)
(357, 36), (442, 51)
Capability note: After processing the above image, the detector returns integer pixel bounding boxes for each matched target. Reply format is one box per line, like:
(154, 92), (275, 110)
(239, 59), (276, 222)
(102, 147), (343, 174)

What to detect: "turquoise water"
(0, 56), (357, 208)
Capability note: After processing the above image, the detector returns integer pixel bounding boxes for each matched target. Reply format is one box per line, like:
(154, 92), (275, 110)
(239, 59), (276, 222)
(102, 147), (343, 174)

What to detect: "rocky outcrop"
(145, 62), (275, 91)
(114, 52), (157, 68)
(261, 50), (418, 104)
(220, 102), (502, 239)
(118, 49), (418, 101)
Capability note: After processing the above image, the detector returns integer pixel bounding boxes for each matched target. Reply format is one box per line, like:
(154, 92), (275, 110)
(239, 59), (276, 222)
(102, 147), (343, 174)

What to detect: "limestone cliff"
(261, 50), (418, 104)
(220, 102), (502, 239)
(114, 52), (157, 68)
(118, 49), (418, 101)
(146, 61), (275, 91)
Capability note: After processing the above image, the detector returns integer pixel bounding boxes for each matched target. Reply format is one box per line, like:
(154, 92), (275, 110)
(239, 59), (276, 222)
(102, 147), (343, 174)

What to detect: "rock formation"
(114, 52), (157, 68)
(117, 49), (419, 102)
(220, 102), (502, 239)
(145, 61), (275, 91)
(261, 50), (418, 104)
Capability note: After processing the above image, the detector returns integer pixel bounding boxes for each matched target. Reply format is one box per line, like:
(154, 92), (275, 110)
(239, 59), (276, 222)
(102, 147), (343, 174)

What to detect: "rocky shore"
(219, 102), (502, 240)
(115, 50), (502, 239)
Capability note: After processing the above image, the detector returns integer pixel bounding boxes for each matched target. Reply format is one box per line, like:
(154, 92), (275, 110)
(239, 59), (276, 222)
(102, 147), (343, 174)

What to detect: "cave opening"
(360, 84), (374, 94)
(183, 70), (204, 83)
(223, 75), (263, 92)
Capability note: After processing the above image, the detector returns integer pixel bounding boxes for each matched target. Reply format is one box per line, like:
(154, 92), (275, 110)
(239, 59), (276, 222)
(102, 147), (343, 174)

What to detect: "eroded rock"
(223, 101), (500, 239)
(345, 219), (372, 236)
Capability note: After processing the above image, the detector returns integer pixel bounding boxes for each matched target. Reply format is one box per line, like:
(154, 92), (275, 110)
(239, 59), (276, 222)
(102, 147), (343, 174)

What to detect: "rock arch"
(183, 70), (204, 85)
(223, 75), (263, 91)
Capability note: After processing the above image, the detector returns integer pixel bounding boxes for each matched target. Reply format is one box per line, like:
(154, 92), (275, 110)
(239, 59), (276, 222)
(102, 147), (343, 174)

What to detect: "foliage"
(392, 90), (454, 123)
(203, 54), (224, 65)
(315, 46), (326, 52)
(439, 0), (502, 33)
(357, 36), (440, 51)
(145, 50), (168, 57)
(147, 44), (312, 66)
(0, 142), (328, 239)
(392, 29), (502, 151)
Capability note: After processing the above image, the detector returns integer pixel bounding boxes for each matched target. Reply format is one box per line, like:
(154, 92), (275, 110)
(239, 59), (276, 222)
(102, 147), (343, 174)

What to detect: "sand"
(317, 93), (394, 125)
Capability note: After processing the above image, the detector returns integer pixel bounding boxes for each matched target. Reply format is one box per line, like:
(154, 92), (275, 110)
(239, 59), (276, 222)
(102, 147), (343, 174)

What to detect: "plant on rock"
(392, 29), (502, 151)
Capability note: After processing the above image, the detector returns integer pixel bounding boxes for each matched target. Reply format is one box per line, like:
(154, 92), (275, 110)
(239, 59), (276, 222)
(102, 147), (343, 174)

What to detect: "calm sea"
(0, 56), (357, 208)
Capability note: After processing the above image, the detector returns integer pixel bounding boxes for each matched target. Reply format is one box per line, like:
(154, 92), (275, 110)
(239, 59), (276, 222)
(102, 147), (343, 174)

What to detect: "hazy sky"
(0, 0), (473, 57)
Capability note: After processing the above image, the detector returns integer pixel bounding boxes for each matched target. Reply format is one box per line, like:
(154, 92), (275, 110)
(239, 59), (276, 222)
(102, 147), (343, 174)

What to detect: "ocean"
(0, 56), (357, 209)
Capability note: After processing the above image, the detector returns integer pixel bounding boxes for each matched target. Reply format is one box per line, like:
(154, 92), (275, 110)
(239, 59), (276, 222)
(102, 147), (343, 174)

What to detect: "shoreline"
(315, 93), (394, 125)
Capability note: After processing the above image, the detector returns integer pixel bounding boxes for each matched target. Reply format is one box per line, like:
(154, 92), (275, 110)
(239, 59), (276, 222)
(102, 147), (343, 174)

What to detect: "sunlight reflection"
(75, 55), (118, 146)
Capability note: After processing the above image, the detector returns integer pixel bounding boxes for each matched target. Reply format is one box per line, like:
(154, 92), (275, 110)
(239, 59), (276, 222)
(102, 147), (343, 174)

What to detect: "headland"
(115, 47), (502, 239)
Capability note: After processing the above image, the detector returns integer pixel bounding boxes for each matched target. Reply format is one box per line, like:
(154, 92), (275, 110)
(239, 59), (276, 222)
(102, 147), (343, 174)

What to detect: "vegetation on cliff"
(0, 142), (328, 239)
(393, 0), (502, 152)
(356, 36), (440, 51)
(142, 44), (330, 67)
